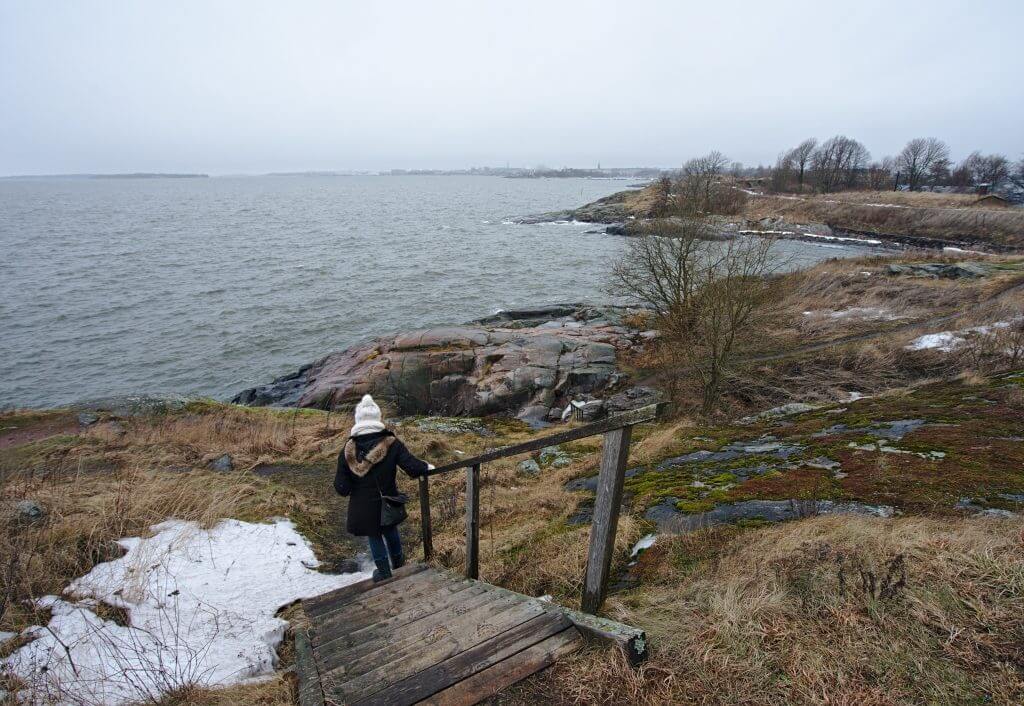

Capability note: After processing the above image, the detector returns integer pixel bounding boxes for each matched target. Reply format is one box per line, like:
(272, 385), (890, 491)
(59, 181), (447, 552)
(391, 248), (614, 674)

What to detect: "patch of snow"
(800, 232), (883, 246)
(847, 441), (945, 460)
(943, 246), (991, 256)
(804, 307), (900, 321)
(2, 518), (369, 705)
(816, 500), (897, 518)
(0, 631), (16, 644)
(738, 402), (820, 424)
(843, 391), (869, 402)
(906, 320), (1017, 352)
(630, 533), (658, 558)
(975, 508), (1018, 519)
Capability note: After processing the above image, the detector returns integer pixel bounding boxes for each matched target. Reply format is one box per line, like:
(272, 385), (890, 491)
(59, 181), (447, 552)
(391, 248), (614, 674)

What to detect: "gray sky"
(1, 0), (1021, 175)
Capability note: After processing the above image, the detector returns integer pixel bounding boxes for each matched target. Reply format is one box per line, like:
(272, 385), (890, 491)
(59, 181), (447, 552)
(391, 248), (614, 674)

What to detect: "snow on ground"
(907, 320), (1017, 352)
(630, 533), (657, 558)
(803, 307), (901, 321)
(1, 519), (369, 705)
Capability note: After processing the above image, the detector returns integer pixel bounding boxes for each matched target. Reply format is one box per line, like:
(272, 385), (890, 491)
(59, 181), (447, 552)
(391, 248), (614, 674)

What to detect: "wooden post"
(466, 463), (481, 579)
(418, 475), (433, 561)
(581, 425), (633, 614)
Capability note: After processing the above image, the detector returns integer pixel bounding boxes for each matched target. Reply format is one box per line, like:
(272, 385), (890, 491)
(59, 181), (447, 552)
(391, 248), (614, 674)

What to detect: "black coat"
(333, 430), (430, 536)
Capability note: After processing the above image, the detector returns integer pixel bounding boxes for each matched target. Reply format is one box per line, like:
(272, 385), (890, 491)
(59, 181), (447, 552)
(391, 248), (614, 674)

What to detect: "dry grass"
(4, 282), (1024, 702)
(743, 194), (1024, 245)
(0, 463), (311, 631)
(508, 514), (1024, 705)
(156, 677), (294, 705)
(633, 254), (1024, 418)
(801, 190), (982, 209)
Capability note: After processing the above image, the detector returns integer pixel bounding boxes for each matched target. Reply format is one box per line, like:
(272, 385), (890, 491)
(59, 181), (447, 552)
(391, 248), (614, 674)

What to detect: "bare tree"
(771, 152), (796, 193)
(650, 176), (674, 217)
(785, 138), (818, 192)
(1009, 157), (1024, 190)
(679, 151), (730, 213)
(811, 136), (870, 193)
(973, 154), (1010, 188)
(897, 138), (950, 191)
(866, 157), (896, 191)
(610, 222), (780, 414)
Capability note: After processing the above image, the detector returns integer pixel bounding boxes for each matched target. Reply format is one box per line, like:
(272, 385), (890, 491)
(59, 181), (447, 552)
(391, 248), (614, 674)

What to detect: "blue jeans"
(366, 525), (402, 565)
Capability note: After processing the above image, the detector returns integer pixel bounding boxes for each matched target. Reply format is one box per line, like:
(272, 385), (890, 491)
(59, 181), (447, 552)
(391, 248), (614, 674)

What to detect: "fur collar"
(344, 436), (396, 477)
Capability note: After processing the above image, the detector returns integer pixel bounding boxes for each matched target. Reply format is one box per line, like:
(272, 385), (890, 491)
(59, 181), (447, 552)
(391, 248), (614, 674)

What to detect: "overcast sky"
(1, 0), (1021, 175)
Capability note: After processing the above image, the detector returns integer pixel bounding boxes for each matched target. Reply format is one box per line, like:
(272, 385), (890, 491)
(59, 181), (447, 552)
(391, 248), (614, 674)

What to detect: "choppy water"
(0, 176), (873, 408)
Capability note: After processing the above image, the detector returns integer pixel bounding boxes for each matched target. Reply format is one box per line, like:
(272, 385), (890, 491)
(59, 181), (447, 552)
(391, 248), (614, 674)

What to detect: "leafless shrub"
(610, 224), (782, 415)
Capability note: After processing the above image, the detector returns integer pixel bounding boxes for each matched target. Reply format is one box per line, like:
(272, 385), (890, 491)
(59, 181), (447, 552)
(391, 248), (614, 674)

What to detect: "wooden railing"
(417, 402), (665, 614)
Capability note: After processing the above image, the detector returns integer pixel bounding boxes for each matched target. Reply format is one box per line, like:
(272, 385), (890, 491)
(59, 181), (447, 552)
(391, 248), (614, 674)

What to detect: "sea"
(0, 175), (877, 408)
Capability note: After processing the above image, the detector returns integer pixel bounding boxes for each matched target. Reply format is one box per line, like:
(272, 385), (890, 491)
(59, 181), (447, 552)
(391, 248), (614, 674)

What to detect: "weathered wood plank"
(428, 403), (665, 475)
(352, 612), (572, 706)
(418, 627), (582, 706)
(310, 570), (451, 629)
(311, 577), (478, 646)
(311, 582), (487, 659)
(294, 626), (325, 706)
(421, 569), (649, 664)
(318, 589), (516, 679)
(419, 475), (433, 561)
(466, 463), (480, 579)
(559, 607), (648, 665)
(324, 597), (548, 703)
(581, 425), (632, 614)
(303, 563), (428, 618)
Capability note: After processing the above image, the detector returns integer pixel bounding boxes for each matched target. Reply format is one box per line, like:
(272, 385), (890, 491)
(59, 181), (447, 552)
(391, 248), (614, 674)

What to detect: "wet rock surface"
(887, 262), (991, 279)
(233, 304), (657, 423)
(414, 417), (495, 436)
(564, 389), (1012, 535)
(14, 499), (46, 522)
(645, 498), (896, 533)
(510, 191), (637, 225)
(73, 394), (191, 418)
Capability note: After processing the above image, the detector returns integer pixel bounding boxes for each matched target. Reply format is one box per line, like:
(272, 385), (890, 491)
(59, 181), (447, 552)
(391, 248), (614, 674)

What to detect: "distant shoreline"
(0, 173), (209, 180)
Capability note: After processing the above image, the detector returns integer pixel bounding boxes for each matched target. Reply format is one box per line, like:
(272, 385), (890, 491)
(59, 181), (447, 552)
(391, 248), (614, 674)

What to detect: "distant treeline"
(689, 137), (1024, 195)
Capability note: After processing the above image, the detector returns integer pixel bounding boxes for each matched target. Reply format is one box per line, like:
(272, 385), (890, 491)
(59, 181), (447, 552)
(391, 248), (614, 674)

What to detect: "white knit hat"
(350, 394), (386, 437)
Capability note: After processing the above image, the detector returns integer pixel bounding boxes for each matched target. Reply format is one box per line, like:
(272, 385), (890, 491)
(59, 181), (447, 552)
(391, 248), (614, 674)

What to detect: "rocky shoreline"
(512, 187), (1020, 253)
(233, 304), (662, 426)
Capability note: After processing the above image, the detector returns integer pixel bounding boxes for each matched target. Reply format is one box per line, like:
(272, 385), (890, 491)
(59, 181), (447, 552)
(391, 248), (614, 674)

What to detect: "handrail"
(426, 403), (666, 476)
(416, 401), (667, 615)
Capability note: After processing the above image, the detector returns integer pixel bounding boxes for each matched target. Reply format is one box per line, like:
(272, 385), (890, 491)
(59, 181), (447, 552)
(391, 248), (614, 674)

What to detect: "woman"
(334, 394), (433, 581)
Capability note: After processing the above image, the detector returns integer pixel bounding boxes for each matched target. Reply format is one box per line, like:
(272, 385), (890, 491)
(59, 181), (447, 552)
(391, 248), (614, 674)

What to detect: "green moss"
(675, 499), (715, 514)
(624, 468), (696, 501)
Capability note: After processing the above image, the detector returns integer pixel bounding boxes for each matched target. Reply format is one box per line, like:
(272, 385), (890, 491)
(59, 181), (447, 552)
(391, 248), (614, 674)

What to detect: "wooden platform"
(296, 564), (583, 706)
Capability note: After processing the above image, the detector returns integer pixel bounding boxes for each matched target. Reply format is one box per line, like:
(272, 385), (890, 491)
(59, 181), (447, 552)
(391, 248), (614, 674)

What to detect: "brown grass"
(507, 514), (1024, 705)
(743, 193), (1024, 245)
(801, 190), (981, 209)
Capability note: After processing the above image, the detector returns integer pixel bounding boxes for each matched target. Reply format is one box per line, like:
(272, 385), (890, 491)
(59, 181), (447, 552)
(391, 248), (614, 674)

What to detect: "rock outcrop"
(510, 191), (640, 224)
(233, 304), (657, 425)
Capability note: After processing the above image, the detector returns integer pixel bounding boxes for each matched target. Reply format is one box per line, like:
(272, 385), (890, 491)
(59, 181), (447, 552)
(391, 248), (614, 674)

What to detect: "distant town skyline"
(2, 0), (1022, 176)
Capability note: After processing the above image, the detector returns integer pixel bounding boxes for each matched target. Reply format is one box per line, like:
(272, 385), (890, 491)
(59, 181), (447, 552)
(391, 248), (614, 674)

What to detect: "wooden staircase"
(296, 564), (583, 705)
